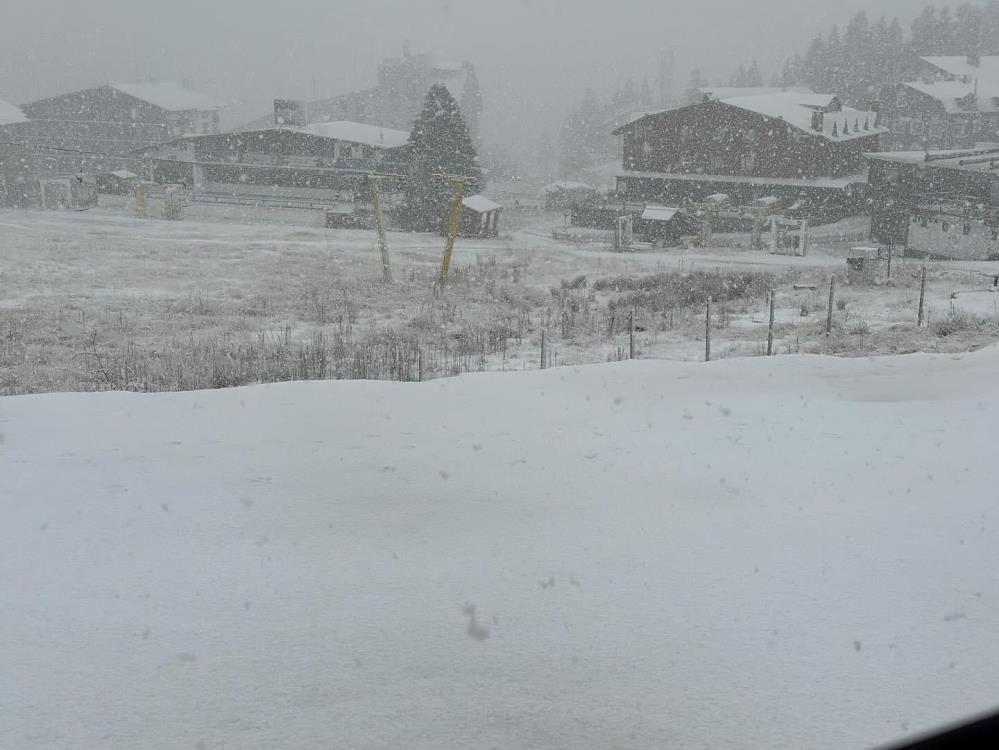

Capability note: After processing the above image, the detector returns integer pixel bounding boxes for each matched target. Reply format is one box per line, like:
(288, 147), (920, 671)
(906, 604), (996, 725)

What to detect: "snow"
(110, 82), (222, 112)
(0, 97), (28, 125)
(921, 56), (999, 86)
(903, 80), (999, 114)
(640, 204), (679, 221)
(3, 348), (999, 749)
(461, 194), (501, 212)
(720, 92), (885, 142)
(699, 86), (815, 100)
(540, 181), (594, 194)
(109, 169), (138, 179)
(302, 121), (410, 149)
(619, 169), (868, 190)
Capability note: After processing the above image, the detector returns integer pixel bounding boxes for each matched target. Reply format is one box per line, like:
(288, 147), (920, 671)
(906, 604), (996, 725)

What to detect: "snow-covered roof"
(0, 97), (27, 125)
(865, 147), (999, 175)
(302, 121), (409, 149)
(902, 80), (999, 114)
(720, 92), (885, 142)
(111, 82), (222, 112)
(540, 181), (594, 194)
(699, 86), (814, 100)
(920, 56), (999, 84)
(462, 195), (501, 212)
(641, 205), (679, 222)
(619, 169), (868, 190)
(109, 169), (138, 179)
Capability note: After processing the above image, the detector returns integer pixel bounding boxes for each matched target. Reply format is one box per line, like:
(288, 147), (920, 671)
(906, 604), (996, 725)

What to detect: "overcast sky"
(0, 0), (954, 158)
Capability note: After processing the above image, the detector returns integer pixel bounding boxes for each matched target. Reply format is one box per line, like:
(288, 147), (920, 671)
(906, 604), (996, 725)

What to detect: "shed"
(638, 205), (701, 245)
(460, 195), (501, 237)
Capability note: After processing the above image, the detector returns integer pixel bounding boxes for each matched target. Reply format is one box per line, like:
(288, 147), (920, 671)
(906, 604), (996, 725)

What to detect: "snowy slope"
(3, 351), (999, 749)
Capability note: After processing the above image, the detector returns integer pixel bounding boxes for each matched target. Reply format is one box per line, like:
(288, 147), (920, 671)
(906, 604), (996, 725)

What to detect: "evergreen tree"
(640, 78), (654, 108)
(745, 59), (764, 87)
(403, 84), (481, 233)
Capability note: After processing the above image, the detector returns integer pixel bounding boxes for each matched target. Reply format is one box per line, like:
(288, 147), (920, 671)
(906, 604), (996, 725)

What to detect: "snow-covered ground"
(3, 349), (999, 749)
(1, 201), (999, 394)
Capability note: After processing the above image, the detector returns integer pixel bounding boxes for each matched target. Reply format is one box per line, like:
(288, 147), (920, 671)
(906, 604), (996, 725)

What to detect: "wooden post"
(540, 329), (546, 370)
(367, 174), (392, 283)
(918, 266), (927, 327)
(705, 299), (712, 362)
(886, 241), (894, 283)
(767, 290), (776, 356)
(629, 309), (635, 360)
(826, 276), (836, 335)
(437, 177), (467, 290)
(417, 349), (423, 382)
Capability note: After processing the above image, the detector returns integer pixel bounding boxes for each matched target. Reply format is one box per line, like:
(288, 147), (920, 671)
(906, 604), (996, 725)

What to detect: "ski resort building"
(141, 118), (411, 209)
(613, 92), (885, 209)
(0, 82), (222, 183)
(879, 56), (999, 151)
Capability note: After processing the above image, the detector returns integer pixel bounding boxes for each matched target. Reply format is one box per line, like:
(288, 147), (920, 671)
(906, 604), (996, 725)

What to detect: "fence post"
(418, 349), (423, 382)
(767, 290), (776, 356)
(629, 309), (635, 360)
(826, 276), (836, 336)
(540, 329), (546, 370)
(705, 299), (712, 362)
(918, 266), (927, 327)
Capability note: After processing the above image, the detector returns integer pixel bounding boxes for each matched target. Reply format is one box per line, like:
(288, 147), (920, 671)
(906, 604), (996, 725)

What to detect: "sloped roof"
(302, 121), (409, 148)
(699, 86), (814, 100)
(0, 97), (27, 125)
(111, 82), (222, 112)
(720, 92), (884, 141)
(903, 80), (999, 114)
(641, 205), (679, 222)
(540, 181), (595, 193)
(921, 56), (999, 84)
(616, 92), (884, 142)
(462, 195), (501, 212)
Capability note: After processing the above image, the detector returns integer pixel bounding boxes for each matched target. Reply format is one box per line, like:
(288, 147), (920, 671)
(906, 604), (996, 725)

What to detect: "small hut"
(96, 169), (139, 195)
(638, 205), (701, 246)
(460, 195), (502, 237)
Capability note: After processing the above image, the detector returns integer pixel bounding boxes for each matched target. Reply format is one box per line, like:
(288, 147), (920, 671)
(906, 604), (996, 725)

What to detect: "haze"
(0, 0), (955, 159)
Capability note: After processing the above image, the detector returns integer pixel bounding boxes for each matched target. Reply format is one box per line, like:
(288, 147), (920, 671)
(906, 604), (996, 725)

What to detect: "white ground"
(3, 349), (999, 749)
(2, 200), (999, 394)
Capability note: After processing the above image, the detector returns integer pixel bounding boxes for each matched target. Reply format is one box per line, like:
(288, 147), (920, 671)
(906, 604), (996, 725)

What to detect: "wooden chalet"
(459, 195), (501, 237)
(613, 92), (885, 207)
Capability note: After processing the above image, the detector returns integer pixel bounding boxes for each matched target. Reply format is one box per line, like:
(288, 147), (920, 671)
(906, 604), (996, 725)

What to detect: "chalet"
(142, 113), (411, 209)
(613, 92), (885, 208)
(879, 57), (999, 151)
(1, 82), (222, 181)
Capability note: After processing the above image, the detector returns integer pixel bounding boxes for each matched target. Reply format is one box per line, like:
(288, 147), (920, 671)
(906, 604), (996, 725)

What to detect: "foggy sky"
(0, 0), (956, 158)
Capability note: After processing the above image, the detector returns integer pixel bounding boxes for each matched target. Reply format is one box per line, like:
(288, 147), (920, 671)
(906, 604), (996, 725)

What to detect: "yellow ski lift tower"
(436, 174), (473, 290)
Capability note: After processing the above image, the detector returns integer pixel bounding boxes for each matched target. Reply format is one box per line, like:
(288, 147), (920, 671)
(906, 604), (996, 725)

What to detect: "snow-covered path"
(2, 351), (998, 749)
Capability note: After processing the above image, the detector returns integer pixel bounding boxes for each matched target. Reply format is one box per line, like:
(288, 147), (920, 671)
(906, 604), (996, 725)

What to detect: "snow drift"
(3, 350), (999, 749)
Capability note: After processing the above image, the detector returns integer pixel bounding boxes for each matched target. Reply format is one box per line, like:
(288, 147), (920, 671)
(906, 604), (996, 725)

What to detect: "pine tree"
(460, 65), (483, 146)
(403, 84), (481, 233)
(745, 59), (764, 87)
(685, 68), (708, 103)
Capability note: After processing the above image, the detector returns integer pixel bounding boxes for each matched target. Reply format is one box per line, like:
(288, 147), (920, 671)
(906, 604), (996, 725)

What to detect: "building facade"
(879, 56), (999, 151)
(613, 92), (884, 206)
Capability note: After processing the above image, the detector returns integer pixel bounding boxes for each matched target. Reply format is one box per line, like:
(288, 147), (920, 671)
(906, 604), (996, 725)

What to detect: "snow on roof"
(641, 205), (680, 222)
(540, 181), (594, 193)
(302, 121), (409, 148)
(462, 195), (501, 213)
(699, 86), (814, 100)
(720, 92), (885, 142)
(111, 82), (222, 112)
(0, 97), (27, 125)
(920, 56), (999, 84)
(903, 80), (999, 114)
(620, 169), (868, 190)
(109, 169), (138, 179)
(865, 147), (999, 175)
